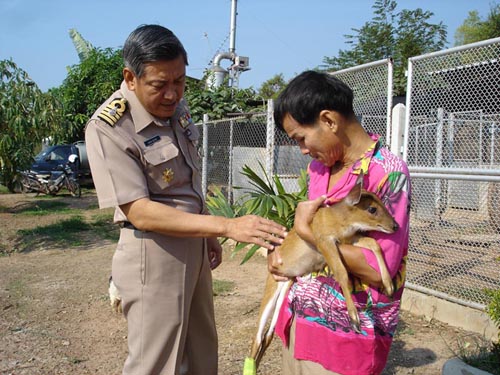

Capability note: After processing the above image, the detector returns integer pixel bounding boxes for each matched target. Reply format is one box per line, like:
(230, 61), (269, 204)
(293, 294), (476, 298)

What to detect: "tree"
(321, 0), (447, 95)
(68, 29), (95, 61)
(51, 47), (123, 142)
(0, 59), (61, 191)
(184, 71), (265, 123)
(455, 3), (500, 45)
(258, 74), (287, 99)
(53, 45), (263, 137)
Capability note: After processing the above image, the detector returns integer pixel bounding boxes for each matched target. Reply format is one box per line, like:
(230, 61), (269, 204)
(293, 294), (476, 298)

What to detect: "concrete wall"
(402, 288), (499, 341)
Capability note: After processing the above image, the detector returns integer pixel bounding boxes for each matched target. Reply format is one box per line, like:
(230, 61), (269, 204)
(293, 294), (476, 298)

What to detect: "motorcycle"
(19, 154), (81, 197)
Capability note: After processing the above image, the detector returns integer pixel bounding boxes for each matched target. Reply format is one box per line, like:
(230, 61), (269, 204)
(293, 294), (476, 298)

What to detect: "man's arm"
(121, 198), (287, 251)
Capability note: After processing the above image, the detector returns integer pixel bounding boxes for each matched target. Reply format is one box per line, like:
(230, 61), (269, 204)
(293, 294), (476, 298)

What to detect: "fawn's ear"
(345, 172), (364, 206)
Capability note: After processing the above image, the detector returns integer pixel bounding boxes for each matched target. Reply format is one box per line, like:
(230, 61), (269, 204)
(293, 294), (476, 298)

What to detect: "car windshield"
(33, 146), (71, 162)
(33, 149), (52, 162)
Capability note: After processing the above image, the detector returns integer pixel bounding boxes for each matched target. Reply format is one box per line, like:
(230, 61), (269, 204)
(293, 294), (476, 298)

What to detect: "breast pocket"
(143, 142), (179, 192)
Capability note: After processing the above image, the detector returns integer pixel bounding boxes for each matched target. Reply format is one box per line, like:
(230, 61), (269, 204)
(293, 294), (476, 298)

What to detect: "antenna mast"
(207, 0), (250, 89)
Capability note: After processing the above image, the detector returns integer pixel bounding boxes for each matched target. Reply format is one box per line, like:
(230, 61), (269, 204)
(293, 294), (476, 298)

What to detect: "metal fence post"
(391, 103), (405, 158)
(202, 114), (208, 198)
(386, 58), (394, 145)
(265, 99), (275, 179)
(228, 118), (234, 204)
(403, 58), (413, 163)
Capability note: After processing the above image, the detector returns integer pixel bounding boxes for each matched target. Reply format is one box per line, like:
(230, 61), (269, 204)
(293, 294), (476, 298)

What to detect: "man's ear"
(123, 68), (136, 91)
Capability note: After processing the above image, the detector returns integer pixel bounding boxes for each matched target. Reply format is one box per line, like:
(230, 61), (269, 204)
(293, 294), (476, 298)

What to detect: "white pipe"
(229, 0), (237, 54)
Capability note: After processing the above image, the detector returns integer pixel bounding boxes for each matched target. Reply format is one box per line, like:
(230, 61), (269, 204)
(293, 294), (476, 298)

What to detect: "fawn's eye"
(368, 206), (377, 214)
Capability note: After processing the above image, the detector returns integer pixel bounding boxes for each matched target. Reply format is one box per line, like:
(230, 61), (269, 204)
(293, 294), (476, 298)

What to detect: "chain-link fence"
(196, 58), (394, 202)
(196, 42), (499, 311)
(405, 37), (500, 308)
(333, 58), (393, 146)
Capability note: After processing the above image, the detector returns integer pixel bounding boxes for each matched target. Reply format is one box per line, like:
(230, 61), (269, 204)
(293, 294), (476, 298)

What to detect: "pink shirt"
(275, 135), (411, 375)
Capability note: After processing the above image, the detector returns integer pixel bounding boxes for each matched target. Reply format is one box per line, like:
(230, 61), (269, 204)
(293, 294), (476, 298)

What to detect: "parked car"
(30, 141), (92, 185)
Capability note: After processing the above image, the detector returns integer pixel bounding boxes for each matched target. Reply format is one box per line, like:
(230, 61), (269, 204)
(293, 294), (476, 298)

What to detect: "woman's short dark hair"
(123, 24), (188, 77)
(273, 70), (355, 131)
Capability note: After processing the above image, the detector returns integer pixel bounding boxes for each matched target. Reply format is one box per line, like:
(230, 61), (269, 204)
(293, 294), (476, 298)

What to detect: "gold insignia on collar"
(98, 98), (128, 127)
(162, 168), (174, 184)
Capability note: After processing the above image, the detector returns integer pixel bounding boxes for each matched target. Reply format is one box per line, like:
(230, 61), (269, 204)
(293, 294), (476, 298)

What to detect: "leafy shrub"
(206, 163), (307, 263)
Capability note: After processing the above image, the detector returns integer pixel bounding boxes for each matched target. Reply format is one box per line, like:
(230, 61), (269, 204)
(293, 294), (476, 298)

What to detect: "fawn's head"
(338, 176), (399, 235)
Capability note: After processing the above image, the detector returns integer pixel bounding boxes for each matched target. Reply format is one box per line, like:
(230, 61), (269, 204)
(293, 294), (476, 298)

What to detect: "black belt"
(119, 221), (138, 230)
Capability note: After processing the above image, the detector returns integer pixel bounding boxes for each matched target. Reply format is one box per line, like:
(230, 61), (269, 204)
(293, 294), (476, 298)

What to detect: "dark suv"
(30, 141), (92, 184)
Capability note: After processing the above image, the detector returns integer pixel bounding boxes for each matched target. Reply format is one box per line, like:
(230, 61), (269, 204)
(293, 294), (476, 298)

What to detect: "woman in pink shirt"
(269, 71), (411, 375)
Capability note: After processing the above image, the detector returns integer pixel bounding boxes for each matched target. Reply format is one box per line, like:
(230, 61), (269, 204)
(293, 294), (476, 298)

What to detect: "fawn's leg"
(354, 236), (394, 296)
(316, 235), (361, 333)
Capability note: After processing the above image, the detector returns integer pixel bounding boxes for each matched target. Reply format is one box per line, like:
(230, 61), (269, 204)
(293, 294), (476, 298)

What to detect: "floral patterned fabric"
(275, 134), (411, 375)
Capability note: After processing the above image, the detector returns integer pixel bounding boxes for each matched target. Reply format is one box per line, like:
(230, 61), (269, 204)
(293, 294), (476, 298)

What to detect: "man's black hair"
(274, 70), (355, 131)
(123, 24), (188, 77)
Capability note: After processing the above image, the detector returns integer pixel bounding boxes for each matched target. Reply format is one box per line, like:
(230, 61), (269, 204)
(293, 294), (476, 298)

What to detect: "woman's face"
(282, 113), (341, 167)
(124, 55), (186, 120)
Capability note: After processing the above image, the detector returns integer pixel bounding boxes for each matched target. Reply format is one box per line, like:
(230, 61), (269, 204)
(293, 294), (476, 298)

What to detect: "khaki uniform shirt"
(85, 81), (204, 223)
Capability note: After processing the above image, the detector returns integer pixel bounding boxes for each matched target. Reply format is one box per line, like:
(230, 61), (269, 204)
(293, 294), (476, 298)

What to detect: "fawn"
(243, 175), (399, 375)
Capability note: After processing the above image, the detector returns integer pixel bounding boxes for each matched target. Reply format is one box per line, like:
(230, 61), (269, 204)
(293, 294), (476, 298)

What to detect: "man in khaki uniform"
(85, 25), (286, 375)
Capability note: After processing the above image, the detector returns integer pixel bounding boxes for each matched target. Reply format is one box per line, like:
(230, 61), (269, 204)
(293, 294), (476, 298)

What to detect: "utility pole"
(207, 0), (250, 89)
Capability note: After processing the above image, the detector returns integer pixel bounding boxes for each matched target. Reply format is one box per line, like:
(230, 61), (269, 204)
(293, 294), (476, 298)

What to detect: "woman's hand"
(293, 195), (327, 244)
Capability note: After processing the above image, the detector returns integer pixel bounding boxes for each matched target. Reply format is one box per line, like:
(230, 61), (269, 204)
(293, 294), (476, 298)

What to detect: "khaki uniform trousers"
(283, 318), (341, 375)
(113, 227), (217, 375)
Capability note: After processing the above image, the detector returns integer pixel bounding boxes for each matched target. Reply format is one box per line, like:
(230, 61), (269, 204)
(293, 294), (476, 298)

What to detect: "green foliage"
(206, 163), (307, 264)
(258, 74), (287, 99)
(485, 289), (500, 337)
(457, 338), (500, 375)
(185, 71), (265, 123)
(0, 59), (62, 191)
(455, 4), (500, 46)
(51, 47), (123, 142)
(68, 28), (95, 61)
(321, 0), (447, 95)
(238, 164), (307, 230)
(457, 280), (500, 374)
(205, 185), (244, 219)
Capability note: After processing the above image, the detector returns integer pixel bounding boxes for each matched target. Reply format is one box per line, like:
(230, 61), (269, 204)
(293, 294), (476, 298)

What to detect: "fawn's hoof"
(351, 321), (362, 334)
(384, 282), (394, 297)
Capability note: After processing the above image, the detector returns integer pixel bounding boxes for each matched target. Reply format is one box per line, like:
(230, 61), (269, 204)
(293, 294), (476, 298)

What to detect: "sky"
(0, 0), (495, 92)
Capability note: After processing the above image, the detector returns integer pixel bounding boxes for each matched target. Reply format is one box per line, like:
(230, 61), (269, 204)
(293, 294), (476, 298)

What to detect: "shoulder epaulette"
(98, 98), (128, 127)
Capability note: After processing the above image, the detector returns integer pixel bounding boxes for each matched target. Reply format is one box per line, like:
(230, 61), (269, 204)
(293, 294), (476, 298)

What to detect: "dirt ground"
(0, 192), (488, 375)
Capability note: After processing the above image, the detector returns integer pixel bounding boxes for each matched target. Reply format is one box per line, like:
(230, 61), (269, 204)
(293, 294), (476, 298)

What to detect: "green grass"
(17, 216), (91, 248)
(457, 340), (500, 375)
(0, 184), (9, 194)
(16, 200), (77, 215)
(7, 278), (26, 298)
(213, 279), (235, 296)
(6, 278), (30, 314)
(90, 213), (120, 241)
(13, 213), (119, 253)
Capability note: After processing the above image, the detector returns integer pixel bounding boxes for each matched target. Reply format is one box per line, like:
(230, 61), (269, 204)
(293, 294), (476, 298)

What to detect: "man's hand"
(224, 215), (287, 251)
(206, 237), (223, 270)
